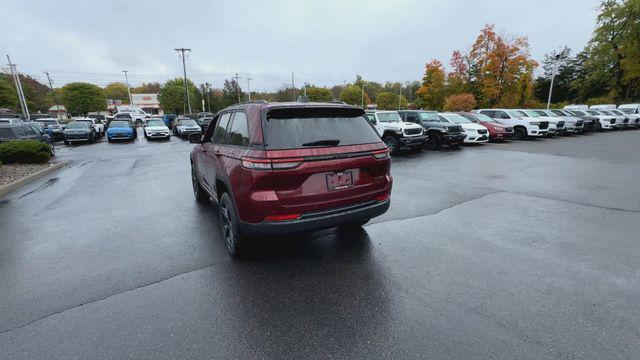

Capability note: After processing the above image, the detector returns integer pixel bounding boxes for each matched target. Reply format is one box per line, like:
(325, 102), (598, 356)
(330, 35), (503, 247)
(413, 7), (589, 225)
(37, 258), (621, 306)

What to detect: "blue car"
(107, 120), (137, 142)
(162, 114), (177, 127)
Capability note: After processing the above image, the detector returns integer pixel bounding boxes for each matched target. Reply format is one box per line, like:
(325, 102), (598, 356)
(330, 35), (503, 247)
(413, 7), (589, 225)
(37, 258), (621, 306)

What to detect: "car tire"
(382, 135), (400, 155)
(50, 144), (55, 157)
(107, 138), (112, 143)
(513, 127), (527, 140)
(191, 166), (208, 203)
(64, 140), (69, 146)
(219, 192), (246, 258)
(596, 122), (602, 132)
(426, 133), (442, 150)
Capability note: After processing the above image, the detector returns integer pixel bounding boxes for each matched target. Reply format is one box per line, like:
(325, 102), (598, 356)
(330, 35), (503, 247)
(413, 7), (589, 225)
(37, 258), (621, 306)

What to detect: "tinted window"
(479, 110), (494, 117)
(406, 112), (420, 123)
(225, 112), (250, 147)
(265, 108), (380, 150)
(13, 126), (27, 137)
(212, 113), (231, 144)
(0, 128), (15, 140)
(23, 125), (36, 136)
(419, 112), (440, 121)
(495, 111), (509, 119)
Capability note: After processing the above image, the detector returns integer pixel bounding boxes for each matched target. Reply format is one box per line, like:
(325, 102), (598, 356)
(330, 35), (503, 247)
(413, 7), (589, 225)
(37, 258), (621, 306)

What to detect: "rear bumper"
(238, 199), (391, 236)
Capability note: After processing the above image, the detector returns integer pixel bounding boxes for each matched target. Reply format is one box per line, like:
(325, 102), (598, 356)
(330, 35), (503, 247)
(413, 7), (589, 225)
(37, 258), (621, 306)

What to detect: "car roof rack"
(236, 100), (268, 105)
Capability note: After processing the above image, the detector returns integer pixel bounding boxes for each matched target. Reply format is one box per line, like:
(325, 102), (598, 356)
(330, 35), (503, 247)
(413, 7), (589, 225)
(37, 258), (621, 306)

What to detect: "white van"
(563, 104), (588, 111)
(589, 104), (617, 110)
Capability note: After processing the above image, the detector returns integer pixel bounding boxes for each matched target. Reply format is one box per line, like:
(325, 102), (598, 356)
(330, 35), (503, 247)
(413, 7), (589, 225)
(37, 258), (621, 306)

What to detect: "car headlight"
(529, 122), (540, 125)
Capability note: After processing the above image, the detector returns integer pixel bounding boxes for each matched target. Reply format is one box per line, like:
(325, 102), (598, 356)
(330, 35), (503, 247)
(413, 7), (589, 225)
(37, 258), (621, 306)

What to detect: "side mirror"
(189, 133), (203, 144)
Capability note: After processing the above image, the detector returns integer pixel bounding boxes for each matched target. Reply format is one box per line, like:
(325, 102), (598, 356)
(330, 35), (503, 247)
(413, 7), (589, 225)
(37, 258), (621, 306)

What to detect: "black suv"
(0, 122), (55, 156)
(397, 110), (466, 150)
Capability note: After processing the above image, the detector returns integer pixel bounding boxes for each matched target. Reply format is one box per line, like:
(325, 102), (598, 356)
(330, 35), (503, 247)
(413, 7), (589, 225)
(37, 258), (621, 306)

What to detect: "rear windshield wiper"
(301, 139), (341, 147)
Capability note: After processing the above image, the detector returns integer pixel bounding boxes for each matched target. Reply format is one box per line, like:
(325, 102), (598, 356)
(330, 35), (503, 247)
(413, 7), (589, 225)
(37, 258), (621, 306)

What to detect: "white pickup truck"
(476, 109), (549, 140)
(73, 117), (105, 137)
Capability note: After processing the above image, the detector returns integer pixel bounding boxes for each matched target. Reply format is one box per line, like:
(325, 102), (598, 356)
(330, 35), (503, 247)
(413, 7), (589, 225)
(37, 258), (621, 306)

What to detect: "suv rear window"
(0, 128), (16, 140)
(265, 107), (380, 150)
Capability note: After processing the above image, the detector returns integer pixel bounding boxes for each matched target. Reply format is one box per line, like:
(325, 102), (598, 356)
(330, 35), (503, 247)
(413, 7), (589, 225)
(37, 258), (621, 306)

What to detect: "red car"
(190, 101), (392, 257)
(458, 112), (514, 141)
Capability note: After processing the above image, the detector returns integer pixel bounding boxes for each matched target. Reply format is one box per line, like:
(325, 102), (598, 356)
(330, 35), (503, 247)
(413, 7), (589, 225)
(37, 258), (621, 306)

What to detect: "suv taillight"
(372, 149), (390, 159)
(241, 157), (304, 171)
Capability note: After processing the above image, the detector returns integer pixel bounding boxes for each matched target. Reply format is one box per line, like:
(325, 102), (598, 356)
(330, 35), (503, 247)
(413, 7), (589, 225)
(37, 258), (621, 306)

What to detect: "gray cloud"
(2, 0), (601, 91)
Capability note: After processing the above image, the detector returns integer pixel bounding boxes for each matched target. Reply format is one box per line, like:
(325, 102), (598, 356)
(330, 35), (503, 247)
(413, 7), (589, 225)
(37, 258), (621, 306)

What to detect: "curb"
(0, 161), (70, 198)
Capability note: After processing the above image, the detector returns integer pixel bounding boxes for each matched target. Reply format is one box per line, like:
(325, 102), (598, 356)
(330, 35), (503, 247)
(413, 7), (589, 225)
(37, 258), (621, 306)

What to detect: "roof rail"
(326, 101), (347, 105)
(235, 100), (268, 105)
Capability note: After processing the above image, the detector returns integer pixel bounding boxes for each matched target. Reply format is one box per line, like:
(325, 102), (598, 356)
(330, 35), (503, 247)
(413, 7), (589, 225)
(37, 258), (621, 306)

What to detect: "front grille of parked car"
(477, 129), (488, 134)
(576, 121), (584, 127)
(404, 128), (422, 136)
(610, 119), (616, 124)
(538, 121), (549, 130)
(624, 119), (629, 124)
(447, 125), (462, 132)
(504, 127), (514, 132)
(557, 121), (565, 128)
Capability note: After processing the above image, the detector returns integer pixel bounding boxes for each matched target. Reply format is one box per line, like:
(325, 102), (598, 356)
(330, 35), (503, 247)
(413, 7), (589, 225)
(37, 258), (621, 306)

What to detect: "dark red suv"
(190, 101), (392, 257)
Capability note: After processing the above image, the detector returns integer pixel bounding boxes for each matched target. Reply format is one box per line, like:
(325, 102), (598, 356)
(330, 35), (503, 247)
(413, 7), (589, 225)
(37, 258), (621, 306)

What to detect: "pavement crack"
(503, 191), (640, 214)
(0, 261), (224, 336)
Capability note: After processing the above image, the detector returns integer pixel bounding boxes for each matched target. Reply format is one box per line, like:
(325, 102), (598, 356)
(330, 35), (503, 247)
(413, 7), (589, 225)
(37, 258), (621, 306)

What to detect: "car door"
(200, 112), (231, 196)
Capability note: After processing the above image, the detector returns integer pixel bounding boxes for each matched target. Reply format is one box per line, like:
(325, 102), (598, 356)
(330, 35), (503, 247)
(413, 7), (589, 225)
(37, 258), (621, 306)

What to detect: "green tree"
(222, 79), (243, 107)
(131, 82), (161, 94)
(339, 85), (364, 106)
(0, 76), (18, 110)
(304, 86), (334, 102)
(376, 92), (407, 110)
(61, 82), (106, 116)
(158, 78), (201, 114)
(104, 82), (130, 103)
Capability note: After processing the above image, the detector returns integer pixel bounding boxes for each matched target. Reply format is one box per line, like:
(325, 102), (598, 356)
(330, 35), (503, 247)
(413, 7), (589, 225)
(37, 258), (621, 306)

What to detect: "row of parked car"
(363, 104), (640, 154)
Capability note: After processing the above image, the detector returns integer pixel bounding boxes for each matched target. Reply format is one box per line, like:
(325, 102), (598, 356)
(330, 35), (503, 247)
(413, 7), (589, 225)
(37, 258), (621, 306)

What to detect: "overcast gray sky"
(2, 0), (601, 91)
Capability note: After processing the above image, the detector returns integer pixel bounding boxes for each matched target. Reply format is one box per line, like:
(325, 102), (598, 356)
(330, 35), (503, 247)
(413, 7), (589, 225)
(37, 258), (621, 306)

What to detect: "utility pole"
(398, 84), (403, 110)
(546, 52), (561, 110)
(232, 73), (242, 103)
(175, 48), (192, 114)
(246, 78), (252, 101)
(6, 55), (30, 120)
(361, 82), (366, 108)
(44, 71), (62, 120)
(205, 82), (211, 112)
(291, 73), (296, 101)
(122, 70), (133, 105)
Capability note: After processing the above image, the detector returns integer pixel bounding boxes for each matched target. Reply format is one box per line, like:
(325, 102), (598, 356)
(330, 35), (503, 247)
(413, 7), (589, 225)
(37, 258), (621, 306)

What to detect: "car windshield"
(418, 112), (440, 121)
(110, 121), (130, 128)
(522, 110), (540, 118)
(533, 110), (549, 117)
(180, 120), (198, 126)
(469, 113), (498, 123)
(443, 114), (471, 124)
(549, 110), (565, 117)
(67, 122), (88, 129)
(376, 112), (401, 122)
(609, 110), (624, 115)
(265, 108), (381, 150)
(0, 128), (15, 140)
(571, 110), (586, 116)
(507, 110), (526, 117)
(146, 120), (165, 127)
(38, 120), (58, 125)
(599, 110), (612, 115)
(587, 110), (601, 115)
(618, 108), (636, 114)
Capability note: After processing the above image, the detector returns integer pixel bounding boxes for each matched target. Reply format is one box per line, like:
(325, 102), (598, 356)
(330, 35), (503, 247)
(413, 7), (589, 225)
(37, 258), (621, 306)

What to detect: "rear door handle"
(215, 151), (222, 157)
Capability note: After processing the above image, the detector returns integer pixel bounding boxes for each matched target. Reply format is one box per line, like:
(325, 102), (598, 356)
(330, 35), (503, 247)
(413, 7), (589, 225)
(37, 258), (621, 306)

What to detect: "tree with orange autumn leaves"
(416, 24), (538, 110)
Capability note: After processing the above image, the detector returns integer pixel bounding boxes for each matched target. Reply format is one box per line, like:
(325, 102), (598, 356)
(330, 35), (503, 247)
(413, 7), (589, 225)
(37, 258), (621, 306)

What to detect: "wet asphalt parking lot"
(1, 129), (639, 359)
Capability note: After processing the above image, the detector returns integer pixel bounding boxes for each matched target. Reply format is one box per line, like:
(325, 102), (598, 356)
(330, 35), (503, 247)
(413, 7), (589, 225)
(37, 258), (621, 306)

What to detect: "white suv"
(585, 110), (618, 130)
(438, 113), (489, 143)
(517, 109), (564, 136)
(476, 109), (548, 140)
(367, 111), (425, 154)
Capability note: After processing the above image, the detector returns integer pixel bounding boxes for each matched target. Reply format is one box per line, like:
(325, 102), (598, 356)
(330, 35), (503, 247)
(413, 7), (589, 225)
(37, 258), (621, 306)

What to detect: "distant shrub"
(0, 140), (51, 164)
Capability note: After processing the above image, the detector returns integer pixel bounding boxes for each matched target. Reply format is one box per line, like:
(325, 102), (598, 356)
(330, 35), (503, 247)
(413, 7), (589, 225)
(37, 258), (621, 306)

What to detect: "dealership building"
(107, 94), (162, 114)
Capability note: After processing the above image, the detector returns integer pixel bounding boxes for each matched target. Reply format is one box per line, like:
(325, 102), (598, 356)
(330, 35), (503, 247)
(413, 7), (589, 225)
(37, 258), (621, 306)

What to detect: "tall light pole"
(361, 82), (366, 108)
(122, 70), (133, 105)
(546, 53), (561, 110)
(44, 71), (62, 120)
(6, 55), (29, 119)
(175, 48), (192, 114)
(398, 84), (403, 110)
(246, 78), (252, 101)
(291, 73), (296, 101)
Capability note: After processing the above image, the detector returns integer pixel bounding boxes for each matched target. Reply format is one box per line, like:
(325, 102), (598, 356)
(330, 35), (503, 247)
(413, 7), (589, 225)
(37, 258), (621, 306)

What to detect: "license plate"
(326, 171), (353, 191)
